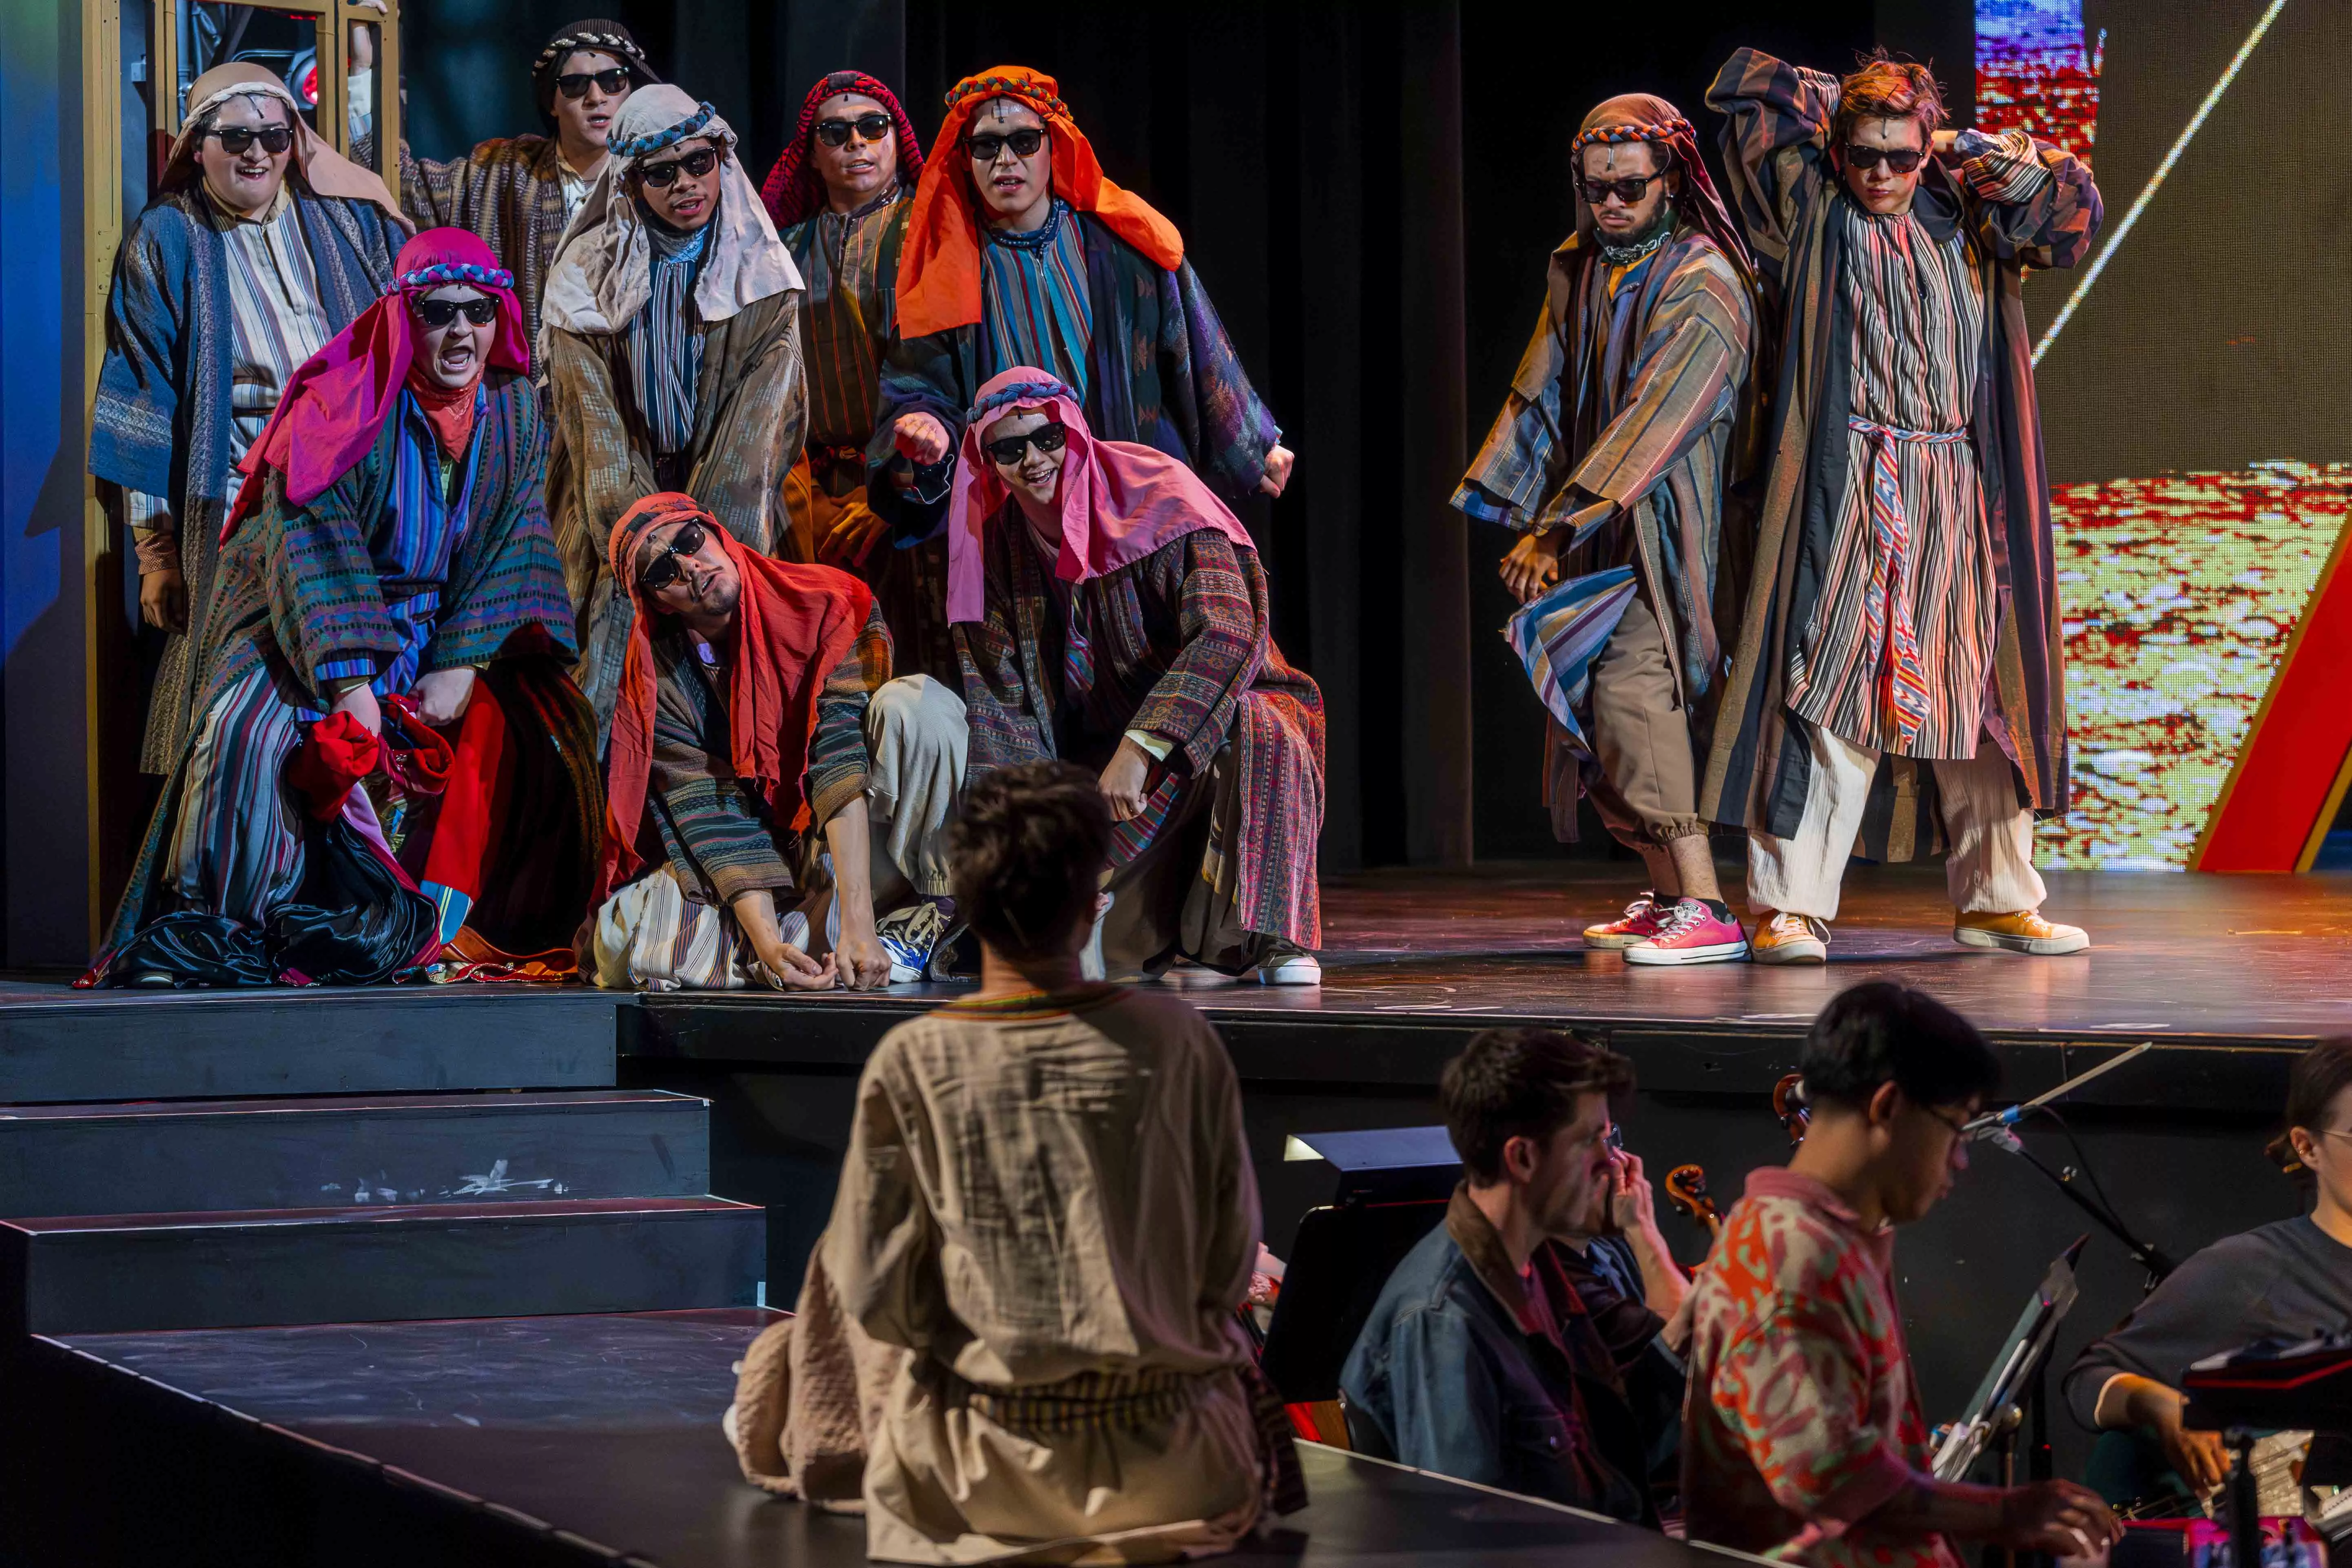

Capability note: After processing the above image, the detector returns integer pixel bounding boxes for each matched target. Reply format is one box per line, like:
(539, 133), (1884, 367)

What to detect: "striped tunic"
(1785, 204), (1993, 760)
(646, 602), (892, 905)
(795, 186), (904, 448)
(630, 221), (709, 458)
(978, 199), (1094, 397)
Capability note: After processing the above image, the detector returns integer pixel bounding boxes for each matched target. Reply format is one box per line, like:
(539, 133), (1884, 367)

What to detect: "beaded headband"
(969, 376), (1074, 423)
(396, 260), (515, 293)
(611, 100), (720, 159)
(942, 75), (1069, 118)
(535, 31), (640, 68)
(1570, 117), (1693, 153)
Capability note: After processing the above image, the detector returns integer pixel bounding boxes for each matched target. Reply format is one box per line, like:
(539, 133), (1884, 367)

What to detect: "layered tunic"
(956, 517), (1324, 966)
(1701, 49), (2102, 855)
(400, 136), (586, 353)
(824, 983), (1277, 1563)
(91, 180), (401, 770)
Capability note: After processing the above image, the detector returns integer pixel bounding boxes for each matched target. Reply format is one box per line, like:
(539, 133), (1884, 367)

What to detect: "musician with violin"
(2061, 1037), (2352, 1514)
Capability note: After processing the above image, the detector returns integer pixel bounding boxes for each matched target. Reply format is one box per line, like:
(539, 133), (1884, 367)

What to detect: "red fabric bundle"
(286, 711), (382, 821)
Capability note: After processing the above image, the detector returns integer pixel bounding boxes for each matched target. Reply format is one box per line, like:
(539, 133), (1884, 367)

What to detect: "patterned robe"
(875, 216), (1281, 540)
(1701, 49), (2101, 857)
(546, 292), (807, 737)
(1682, 1168), (1958, 1568)
(91, 181), (403, 771)
(955, 518), (1323, 960)
(96, 371), (593, 976)
(399, 136), (577, 355)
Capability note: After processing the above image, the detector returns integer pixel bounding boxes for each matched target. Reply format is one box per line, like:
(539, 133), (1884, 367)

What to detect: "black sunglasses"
(414, 296), (499, 329)
(556, 68), (632, 99)
(1580, 169), (1668, 206)
(638, 147), (720, 188)
(207, 124), (294, 157)
(1844, 144), (1926, 174)
(638, 519), (709, 593)
(966, 128), (1047, 163)
(985, 424), (1067, 465)
(815, 113), (894, 148)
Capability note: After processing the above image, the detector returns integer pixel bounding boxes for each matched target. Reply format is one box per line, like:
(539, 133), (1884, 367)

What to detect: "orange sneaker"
(1584, 893), (1668, 950)
(1953, 910), (2089, 955)
(1751, 910), (1829, 965)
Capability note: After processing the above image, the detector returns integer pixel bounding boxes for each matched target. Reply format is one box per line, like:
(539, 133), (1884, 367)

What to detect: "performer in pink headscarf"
(948, 367), (1324, 983)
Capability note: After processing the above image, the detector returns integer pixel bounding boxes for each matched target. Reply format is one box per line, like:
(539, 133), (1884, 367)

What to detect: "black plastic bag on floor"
(103, 816), (437, 988)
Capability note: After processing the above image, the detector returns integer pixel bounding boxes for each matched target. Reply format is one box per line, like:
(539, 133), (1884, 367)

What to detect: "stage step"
(0, 1090), (710, 1219)
(0, 1196), (764, 1336)
(0, 990), (623, 1105)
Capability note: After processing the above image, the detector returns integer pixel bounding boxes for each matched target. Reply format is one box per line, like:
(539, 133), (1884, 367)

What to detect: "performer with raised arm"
(399, 20), (660, 352)
(877, 66), (1292, 546)
(1682, 981), (2123, 1566)
(90, 230), (594, 987)
(760, 71), (954, 681)
(540, 85), (806, 734)
(93, 64), (406, 776)
(1458, 95), (1759, 966)
(1702, 51), (2101, 963)
(949, 368), (1323, 983)
(585, 493), (966, 992)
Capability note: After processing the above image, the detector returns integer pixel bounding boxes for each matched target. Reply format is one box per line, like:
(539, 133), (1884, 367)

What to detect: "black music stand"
(1933, 1238), (2086, 1490)
(2184, 1334), (2352, 1568)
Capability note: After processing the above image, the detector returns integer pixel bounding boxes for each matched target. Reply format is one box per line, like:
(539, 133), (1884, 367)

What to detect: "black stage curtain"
(403, 0), (1980, 868)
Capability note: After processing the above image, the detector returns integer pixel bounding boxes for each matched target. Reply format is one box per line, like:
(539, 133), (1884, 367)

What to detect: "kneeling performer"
(948, 368), (1324, 983)
(589, 493), (965, 991)
(91, 230), (596, 985)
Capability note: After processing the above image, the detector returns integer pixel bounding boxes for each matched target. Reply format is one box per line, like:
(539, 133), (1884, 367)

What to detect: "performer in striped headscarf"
(1458, 92), (1761, 967)
(540, 84), (807, 737)
(89, 228), (595, 988)
(1703, 50), (2102, 962)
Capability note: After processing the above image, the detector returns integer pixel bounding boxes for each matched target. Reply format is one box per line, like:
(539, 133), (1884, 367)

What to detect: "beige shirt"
(824, 983), (1266, 1563)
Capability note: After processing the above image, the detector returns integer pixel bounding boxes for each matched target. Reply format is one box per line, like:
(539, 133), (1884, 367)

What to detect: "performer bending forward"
(1458, 95), (1759, 966)
(1703, 51), (2101, 962)
(950, 369), (1324, 983)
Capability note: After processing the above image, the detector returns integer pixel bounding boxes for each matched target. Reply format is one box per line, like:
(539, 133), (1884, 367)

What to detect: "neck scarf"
(596, 494), (874, 906)
(406, 374), (480, 459)
(163, 64), (409, 230)
(531, 19), (661, 131)
(897, 66), (1183, 339)
(227, 227), (527, 535)
(945, 367), (1256, 623)
(761, 70), (927, 229)
(539, 85), (802, 348)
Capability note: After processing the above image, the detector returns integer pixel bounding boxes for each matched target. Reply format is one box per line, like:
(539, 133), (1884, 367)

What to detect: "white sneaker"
(1257, 952), (1323, 986)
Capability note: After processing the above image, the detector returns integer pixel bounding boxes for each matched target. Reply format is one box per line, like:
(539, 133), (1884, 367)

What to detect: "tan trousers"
(1745, 724), (2046, 922)
(1585, 587), (1708, 846)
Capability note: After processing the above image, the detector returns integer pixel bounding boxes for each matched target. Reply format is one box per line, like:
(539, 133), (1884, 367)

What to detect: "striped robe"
(1700, 49), (2101, 857)
(399, 136), (575, 356)
(91, 181), (402, 771)
(955, 518), (1323, 959)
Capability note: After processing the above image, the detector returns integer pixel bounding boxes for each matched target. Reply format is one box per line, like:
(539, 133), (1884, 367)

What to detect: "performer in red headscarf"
(873, 67), (1291, 571)
(755, 71), (955, 684)
(949, 367), (1323, 983)
(587, 493), (968, 992)
(1457, 93), (1762, 968)
(89, 228), (596, 989)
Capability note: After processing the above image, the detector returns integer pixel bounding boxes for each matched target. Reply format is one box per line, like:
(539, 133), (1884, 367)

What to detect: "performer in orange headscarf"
(872, 66), (1291, 557)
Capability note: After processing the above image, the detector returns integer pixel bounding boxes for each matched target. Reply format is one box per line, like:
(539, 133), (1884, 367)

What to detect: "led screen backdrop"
(1980, 0), (2352, 870)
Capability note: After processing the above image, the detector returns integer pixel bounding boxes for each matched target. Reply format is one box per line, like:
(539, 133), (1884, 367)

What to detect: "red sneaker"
(1623, 899), (1751, 966)
(1584, 893), (1668, 950)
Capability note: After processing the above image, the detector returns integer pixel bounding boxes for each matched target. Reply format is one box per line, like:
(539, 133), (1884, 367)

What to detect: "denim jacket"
(1339, 1185), (1651, 1521)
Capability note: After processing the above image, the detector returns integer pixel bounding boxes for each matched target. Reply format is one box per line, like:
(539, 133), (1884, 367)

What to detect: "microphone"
(1960, 1105), (2022, 1143)
(1961, 1042), (2155, 1145)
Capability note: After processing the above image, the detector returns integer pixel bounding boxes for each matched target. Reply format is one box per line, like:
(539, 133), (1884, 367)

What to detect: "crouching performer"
(950, 369), (1324, 983)
(88, 229), (597, 987)
(587, 493), (966, 991)
(728, 760), (1304, 1559)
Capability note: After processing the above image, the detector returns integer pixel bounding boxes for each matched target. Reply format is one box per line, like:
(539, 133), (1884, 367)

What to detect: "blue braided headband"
(968, 377), (1074, 424)
(1570, 117), (1693, 153)
(395, 260), (515, 293)
(611, 101), (719, 159)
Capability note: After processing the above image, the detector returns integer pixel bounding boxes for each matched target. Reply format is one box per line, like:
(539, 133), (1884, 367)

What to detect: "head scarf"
(596, 494), (875, 906)
(162, 63), (407, 228)
(1569, 94), (1754, 288)
(760, 71), (926, 228)
(531, 19), (661, 131)
(226, 228), (528, 535)
(897, 66), (1183, 340)
(538, 84), (802, 347)
(946, 368), (1256, 623)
